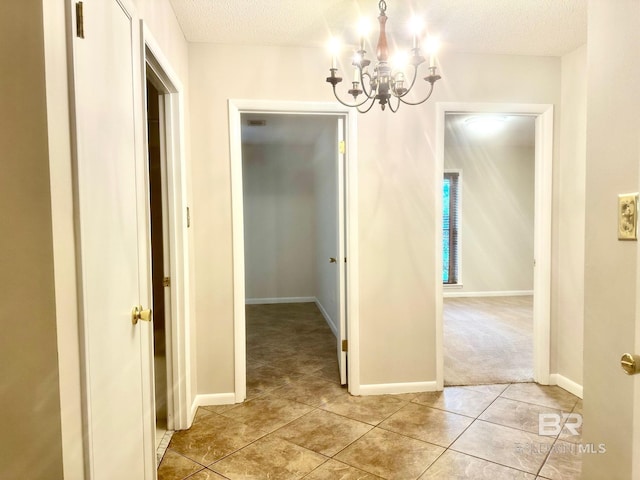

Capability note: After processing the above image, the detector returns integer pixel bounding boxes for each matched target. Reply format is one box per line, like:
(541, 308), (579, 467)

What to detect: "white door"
(337, 118), (347, 385)
(633, 238), (640, 476)
(634, 325), (640, 477)
(71, 1), (154, 479)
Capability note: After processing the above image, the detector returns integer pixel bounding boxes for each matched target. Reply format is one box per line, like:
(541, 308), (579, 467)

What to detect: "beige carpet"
(444, 296), (534, 386)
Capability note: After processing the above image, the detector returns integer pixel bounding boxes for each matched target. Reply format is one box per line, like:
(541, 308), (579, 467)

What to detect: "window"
(443, 171), (460, 284)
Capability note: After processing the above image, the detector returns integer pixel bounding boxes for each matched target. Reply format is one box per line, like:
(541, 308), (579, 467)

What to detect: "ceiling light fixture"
(326, 0), (441, 113)
(464, 116), (508, 134)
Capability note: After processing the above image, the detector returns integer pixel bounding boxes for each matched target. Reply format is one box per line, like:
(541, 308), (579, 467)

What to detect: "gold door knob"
(131, 305), (153, 325)
(329, 257), (337, 263)
(620, 353), (640, 375)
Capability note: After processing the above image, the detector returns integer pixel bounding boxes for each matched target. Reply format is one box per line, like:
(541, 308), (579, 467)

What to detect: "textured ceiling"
(169, 0), (587, 56)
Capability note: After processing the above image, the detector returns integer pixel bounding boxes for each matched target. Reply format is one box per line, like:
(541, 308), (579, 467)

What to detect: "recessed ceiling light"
(464, 115), (507, 134)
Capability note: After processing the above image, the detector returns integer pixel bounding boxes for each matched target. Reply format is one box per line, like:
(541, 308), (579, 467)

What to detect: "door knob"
(329, 257), (337, 263)
(620, 353), (640, 375)
(131, 305), (152, 325)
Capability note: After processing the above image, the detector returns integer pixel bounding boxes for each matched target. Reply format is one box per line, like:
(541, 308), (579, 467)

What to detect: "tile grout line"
(163, 303), (582, 479)
(424, 385), (546, 478)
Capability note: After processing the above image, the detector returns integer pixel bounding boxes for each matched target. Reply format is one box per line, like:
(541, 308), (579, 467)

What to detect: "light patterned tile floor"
(158, 303), (582, 480)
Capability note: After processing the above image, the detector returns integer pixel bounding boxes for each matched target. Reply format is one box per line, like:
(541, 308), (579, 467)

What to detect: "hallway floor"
(158, 303), (582, 480)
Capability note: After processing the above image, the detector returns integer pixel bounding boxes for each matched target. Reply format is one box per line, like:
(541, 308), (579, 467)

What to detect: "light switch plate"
(618, 193), (639, 241)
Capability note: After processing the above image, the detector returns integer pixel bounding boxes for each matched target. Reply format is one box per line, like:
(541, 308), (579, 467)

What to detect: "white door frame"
(141, 23), (192, 430)
(228, 99), (361, 400)
(435, 102), (554, 389)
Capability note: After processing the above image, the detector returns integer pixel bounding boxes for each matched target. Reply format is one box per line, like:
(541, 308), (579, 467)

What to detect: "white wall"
(314, 123), (339, 332)
(243, 144), (318, 300)
(582, 1), (640, 478)
(444, 145), (535, 294)
(188, 44), (561, 393)
(553, 45), (586, 387)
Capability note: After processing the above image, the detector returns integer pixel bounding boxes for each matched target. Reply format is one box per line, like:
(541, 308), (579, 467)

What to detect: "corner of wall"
(553, 41), (587, 388)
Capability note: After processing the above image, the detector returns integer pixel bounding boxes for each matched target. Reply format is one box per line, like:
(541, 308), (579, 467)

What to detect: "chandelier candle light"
(326, 0), (441, 113)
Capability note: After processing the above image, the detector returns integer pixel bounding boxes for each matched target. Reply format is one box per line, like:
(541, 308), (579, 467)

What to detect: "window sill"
(443, 283), (463, 289)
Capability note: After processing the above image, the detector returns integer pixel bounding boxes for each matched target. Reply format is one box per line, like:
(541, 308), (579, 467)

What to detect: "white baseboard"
(190, 393), (237, 423)
(549, 374), (583, 399)
(315, 299), (338, 338)
(358, 381), (438, 396)
(443, 290), (534, 298)
(245, 296), (316, 305)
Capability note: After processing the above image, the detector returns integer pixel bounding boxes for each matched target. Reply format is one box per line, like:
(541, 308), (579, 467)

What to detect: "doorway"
(145, 78), (172, 451)
(435, 102), (554, 389)
(142, 34), (193, 437)
(228, 100), (360, 400)
(441, 113), (536, 385)
(241, 113), (344, 393)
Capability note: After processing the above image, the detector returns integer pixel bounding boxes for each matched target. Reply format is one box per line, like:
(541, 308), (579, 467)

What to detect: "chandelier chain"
(378, 0), (387, 14)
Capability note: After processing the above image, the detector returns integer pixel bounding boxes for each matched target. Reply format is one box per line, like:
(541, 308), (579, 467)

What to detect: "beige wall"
(582, 1), (640, 478)
(553, 45), (587, 386)
(444, 145), (535, 294)
(243, 144), (318, 299)
(0, 1), (63, 478)
(189, 45), (561, 392)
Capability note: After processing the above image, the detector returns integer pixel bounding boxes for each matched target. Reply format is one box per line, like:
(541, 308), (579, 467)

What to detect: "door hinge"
(163, 277), (171, 287)
(342, 339), (348, 352)
(75, 2), (85, 38)
(186, 207), (191, 228)
(344, 257), (347, 263)
(339, 140), (345, 155)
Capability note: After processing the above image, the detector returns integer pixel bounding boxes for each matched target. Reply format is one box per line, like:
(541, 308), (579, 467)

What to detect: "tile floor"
(158, 303), (582, 480)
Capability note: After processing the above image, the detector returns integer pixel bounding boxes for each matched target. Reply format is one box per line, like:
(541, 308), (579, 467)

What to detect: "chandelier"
(326, 0), (441, 113)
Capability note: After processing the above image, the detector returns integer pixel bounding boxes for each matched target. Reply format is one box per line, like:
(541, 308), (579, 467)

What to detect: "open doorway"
(145, 76), (174, 458)
(442, 113), (536, 385)
(228, 100), (360, 400)
(142, 40), (192, 466)
(240, 113), (347, 397)
(435, 102), (554, 389)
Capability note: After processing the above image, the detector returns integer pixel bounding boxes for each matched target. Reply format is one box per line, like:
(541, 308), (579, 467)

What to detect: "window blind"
(443, 172), (459, 284)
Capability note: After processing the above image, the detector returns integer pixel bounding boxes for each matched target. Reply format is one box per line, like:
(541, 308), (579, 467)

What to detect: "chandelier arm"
(332, 85), (374, 108)
(397, 82), (436, 106)
(360, 71), (375, 98)
(356, 97), (379, 114)
(388, 95), (401, 113)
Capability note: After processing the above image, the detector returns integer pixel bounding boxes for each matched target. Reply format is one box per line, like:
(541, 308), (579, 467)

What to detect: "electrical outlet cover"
(618, 193), (639, 240)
